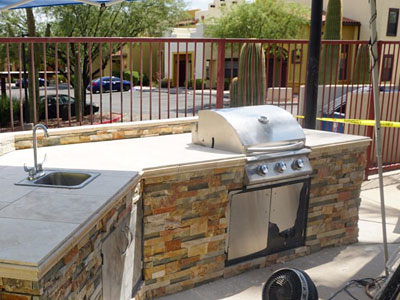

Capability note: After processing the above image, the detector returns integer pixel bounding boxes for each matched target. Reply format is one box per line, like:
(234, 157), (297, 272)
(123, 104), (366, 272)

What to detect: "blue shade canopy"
(0, 0), (136, 10)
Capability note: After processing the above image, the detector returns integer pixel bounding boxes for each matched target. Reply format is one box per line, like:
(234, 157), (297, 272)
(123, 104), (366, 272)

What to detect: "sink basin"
(16, 170), (100, 189)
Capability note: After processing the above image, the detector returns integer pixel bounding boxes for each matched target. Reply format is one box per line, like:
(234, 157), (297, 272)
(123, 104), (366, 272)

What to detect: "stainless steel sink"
(16, 170), (100, 189)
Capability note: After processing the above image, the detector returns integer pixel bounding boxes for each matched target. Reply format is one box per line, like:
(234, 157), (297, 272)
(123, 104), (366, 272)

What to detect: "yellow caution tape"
(296, 116), (400, 128)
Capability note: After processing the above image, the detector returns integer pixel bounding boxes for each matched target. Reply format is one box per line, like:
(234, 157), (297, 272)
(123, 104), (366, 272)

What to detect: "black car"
(39, 94), (99, 120)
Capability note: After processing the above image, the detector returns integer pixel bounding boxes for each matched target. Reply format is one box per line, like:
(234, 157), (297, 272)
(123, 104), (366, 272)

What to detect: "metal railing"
(0, 37), (399, 176)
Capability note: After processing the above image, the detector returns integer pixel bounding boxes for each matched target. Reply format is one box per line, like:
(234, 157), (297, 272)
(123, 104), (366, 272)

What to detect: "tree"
(319, 0), (342, 85)
(204, 0), (309, 39)
(43, 0), (186, 120)
(0, 0), (186, 121)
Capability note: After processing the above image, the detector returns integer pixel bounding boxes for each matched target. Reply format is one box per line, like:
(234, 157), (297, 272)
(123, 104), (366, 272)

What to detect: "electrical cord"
(327, 277), (386, 300)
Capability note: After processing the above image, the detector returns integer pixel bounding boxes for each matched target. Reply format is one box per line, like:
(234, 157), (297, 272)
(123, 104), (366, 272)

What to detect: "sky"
(186, 0), (210, 10)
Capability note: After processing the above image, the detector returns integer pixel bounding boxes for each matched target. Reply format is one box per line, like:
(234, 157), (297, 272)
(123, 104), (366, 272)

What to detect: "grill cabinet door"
(269, 183), (303, 232)
(102, 206), (137, 300)
(227, 189), (271, 260)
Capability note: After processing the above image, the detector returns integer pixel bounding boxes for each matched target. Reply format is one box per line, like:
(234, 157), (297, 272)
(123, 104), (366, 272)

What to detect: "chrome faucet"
(24, 124), (49, 180)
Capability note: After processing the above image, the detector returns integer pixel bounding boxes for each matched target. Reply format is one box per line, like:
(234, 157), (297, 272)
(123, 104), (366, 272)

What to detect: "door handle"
(120, 224), (133, 256)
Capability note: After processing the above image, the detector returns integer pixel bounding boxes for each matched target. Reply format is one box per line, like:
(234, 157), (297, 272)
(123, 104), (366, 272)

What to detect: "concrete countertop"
(0, 133), (245, 280)
(0, 129), (370, 280)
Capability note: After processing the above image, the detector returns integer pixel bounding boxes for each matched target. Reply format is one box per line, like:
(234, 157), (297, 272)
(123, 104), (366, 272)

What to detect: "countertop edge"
(141, 156), (246, 179)
(36, 174), (140, 279)
(0, 174), (140, 281)
(307, 138), (371, 155)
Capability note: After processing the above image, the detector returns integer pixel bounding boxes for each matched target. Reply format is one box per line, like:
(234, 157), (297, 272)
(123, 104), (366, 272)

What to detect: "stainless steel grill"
(193, 105), (313, 265)
(192, 105), (312, 185)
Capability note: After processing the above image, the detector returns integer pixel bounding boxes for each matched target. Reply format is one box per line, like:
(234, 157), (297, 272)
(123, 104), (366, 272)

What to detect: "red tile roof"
(322, 10), (361, 26)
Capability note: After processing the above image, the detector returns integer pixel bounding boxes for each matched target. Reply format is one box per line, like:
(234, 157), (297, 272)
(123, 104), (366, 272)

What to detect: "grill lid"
(192, 105), (305, 154)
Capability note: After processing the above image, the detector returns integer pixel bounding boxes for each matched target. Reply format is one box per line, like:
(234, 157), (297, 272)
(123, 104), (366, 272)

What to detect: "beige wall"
(287, 0), (400, 41)
(195, 0), (245, 21)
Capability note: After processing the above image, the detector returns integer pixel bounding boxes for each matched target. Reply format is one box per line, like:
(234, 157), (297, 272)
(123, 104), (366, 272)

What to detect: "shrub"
(0, 94), (21, 127)
(224, 78), (231, 91)
(112, 70), (140, 86)
(160, 78), (170, 88)
(141, 73), (150, 86)
(188, 79), (204, 90)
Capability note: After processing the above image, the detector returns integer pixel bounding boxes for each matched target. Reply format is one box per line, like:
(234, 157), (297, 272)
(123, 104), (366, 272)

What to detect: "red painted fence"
(0, 37), (399, 176)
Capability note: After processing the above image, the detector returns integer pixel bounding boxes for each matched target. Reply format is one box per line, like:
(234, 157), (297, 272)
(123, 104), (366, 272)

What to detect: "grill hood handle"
(246, 141), (305, 153)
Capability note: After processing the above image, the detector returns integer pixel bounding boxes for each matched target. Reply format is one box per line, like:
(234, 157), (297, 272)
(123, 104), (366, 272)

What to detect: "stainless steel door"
(102, 206), (136, 300)
(227, 189), (271, 260)
(269, 183), (303, 233)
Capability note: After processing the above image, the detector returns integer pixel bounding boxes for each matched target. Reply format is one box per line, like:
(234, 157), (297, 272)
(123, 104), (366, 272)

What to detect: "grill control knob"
(257, 164), (268, 176)
(275, 162), (287, 173)
(292, 159), (304, 170)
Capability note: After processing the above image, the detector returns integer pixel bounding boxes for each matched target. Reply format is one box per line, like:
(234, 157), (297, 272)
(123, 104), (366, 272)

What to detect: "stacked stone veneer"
(0, 122), (369, 300)
(138, 142), (368, 299)
(0, 182), (141, 300)
(305, 144), (366, 251)
(0, 118), (195, 153)
(139, 166), (244, 299)
(0, 134), (14, 156)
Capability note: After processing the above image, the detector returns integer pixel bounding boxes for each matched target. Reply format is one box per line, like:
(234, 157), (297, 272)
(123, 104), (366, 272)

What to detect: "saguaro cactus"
(319, 0), (342, 85)
(230, 43), (266, 107)
(354, 44), (371, 84)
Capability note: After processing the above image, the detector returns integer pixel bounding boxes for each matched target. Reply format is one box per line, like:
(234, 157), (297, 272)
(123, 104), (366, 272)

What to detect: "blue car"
(87, 76), (131, 93)
(16, 78), (49, 88)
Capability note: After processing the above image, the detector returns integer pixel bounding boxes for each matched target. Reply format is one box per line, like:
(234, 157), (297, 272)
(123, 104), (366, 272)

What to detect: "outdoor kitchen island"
(0, 121), (370, 300)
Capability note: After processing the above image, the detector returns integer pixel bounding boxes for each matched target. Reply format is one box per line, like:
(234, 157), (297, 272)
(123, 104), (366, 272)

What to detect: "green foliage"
(205, 0), (309, 39)
(141, 73), (150, 86)
(160, 78), (170, 88)
(187, 79), (204, 90)
(231, 43), (266, 107)
(224, 78), (231, 91)
(112, 71), (140, 85)
(0, 94), (20, 127)
(319, 0), (342, 85)
(354, 44), (371, 84)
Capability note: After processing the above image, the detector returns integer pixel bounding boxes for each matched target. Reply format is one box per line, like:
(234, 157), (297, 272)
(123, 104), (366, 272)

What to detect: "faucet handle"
(24, 164), (36, 180)
(24, 163), (33, 173)
(37, 154), (47, 172)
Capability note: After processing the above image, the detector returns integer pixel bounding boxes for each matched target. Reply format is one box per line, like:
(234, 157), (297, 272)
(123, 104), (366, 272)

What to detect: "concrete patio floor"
(159, 170), (400, 300)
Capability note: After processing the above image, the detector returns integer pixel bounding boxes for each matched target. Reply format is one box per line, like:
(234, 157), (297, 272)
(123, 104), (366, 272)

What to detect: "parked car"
(87, 76), (131, 93)
(16, 78), (49, 88)
(320, 85), (400, 133)
(38, 94), (99, 120)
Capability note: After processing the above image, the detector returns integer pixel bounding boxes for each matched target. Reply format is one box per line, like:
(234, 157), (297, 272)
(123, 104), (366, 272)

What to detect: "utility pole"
(304, 0), (323, 129)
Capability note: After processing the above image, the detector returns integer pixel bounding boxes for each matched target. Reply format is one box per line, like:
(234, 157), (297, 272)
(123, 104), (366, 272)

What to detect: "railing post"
(216, 40), (226, 108)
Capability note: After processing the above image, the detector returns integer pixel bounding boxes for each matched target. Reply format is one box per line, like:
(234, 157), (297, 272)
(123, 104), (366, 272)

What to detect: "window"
(291, 49), (302, 64)
(387, 8), (399, 36)
(210, 4), (215, 8)
(225, 58), (238, 78)
(382, 54), (394, 82)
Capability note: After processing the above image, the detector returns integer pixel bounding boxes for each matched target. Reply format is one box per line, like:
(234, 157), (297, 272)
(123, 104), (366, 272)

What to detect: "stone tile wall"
(306, 145), (367, 252)
(0, 119), (196, 154)
(0, 134), (15, 156)
(139, 166), (244, 299)
(138, 143), (368, 299)
(0, 182), (140, 300)
(0, 141), (368, 300)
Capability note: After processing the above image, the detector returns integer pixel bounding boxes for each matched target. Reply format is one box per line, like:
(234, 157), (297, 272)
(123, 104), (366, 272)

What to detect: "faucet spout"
(29, 124), (49, 180)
